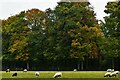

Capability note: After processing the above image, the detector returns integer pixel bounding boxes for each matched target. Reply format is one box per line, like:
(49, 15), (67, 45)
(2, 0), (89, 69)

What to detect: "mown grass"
(1, 71), (120, 80)
(1, 78), (119, 80)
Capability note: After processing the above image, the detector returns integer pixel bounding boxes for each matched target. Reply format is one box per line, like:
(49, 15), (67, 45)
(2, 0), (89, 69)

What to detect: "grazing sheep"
(110, 72), (117, 77)
(107, 69), (114, 72)
(109, 71), (119, 77)
(104, 71), (119, 77)
(12, 72), (17, 77)
(6, 69), (10, 72)
(107, 69), (111, 72)
(73, 69), (77, 72)
(53, 72), (62, 78)
(104, 72), (111, 77)
(23, 69), (27, 72)
(111, 69), (114, 72)
(114, 71), (119, 74)
(35, 72), (40, 77)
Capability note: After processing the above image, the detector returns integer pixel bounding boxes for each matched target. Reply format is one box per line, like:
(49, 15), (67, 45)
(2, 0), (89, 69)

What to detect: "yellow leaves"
(9, 40), (19, 53)
(71, 39), (80, 46)
(15, 53), (29, 61)
(25, 8), (45, 21)
(9, 37), (28, 51)
(89, 43), (99, 59)
(90, 26), (102, 36)
(13, 40), (19, 47)
(76, 22), (80, 26)
(9, 48), (16, 53)
(69, 25), (103, 59)
(67, 31), (71, 34)
(67, 29), (76, 37)
(80, 25), (103, 38)
(9, 35), (29, 61)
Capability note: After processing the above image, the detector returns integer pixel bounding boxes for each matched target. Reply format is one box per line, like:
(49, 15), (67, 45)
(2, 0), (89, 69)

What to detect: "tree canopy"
(2, 1), (120, 70)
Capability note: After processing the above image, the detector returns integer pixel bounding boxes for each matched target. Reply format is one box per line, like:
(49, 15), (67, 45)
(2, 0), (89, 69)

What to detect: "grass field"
(1, 71), (120, 80)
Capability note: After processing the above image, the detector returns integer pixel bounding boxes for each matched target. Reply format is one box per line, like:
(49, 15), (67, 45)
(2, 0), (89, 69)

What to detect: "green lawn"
(1, 71), (120, 80)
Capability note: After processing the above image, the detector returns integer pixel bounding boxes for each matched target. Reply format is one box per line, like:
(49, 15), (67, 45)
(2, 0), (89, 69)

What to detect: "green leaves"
(2, 8), (49, 62)
(46, 2), (103, 62)
(2, 10), (30, 61)
(104, 2), (120, 37)
(99, 1), (120, 68)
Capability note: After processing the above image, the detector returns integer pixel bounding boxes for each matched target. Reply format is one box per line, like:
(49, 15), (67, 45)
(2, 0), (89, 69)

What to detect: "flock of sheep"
(104, 69), (119, 77)
(6, 68), (119, 78)
(6, 69), (62, 78)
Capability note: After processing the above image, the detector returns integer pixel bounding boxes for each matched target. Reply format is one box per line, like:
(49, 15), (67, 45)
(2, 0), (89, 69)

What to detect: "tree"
(103, 1), (120, 37)
(25, 9), (47, 64)
(100, 1), (120, 69)
(2, 11), (30, 61)
(45, 1), (103, 70)
(2, 9), (48, 69)
(0, 20), (1, 72)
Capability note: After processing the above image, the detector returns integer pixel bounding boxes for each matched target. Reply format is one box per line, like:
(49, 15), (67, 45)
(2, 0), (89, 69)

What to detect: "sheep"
(12, 72), (17, 77)
(114, 71), (119, 74)
(109, 71), (119, 77)
(110, 71), (117, 77)
(104, 71), (119, 77)
(107, 69), (114, 72)
(35, 72), (40, 77)
(53, 72), (62, 78)
(73, 69), (77, 72)
(107, 69), (111, 72)
(104, 72), (111, 77)
(111, 69), (114, 72)
(6, 69), (10, 72)
(23, 69), (27, 72)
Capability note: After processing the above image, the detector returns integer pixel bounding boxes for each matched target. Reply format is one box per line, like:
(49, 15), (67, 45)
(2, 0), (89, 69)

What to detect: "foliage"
(2, 9), (47, 62)
(25, 9), (47, 62)
(2, 1), (120, 70)
(46, 2), (103, 62)
(99, 1), (120, 68)
(101, 1), (120, 58)
(103, 2), (120, 37)
(2, 11), (30, 61)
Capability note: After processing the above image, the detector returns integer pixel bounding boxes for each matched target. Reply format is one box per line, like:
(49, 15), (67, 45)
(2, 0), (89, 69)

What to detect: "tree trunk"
(81, 61), (83, 70)
(99, 56), (102, 70)
(27, 62), (29, 70)
(112, 58), (114, 69)
(77, 61), (80, 70)
(85, 58), (88, 70)
(78, 61), (84, 70)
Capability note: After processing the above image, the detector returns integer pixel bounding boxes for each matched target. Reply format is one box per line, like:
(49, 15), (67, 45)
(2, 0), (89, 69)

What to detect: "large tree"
(45, 1), (103, 70)
(2, 9), (47, 69)
(2, 11), (30, 61)
(25, 9), (47, 64)
(100, 1), (120, 69)
(103, 1), (120, 37)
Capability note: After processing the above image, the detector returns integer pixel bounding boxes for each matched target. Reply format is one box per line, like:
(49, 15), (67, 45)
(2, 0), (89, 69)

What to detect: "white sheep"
(23, 69), (27, 72)
(114, 71), (119, 74)
(107, 69), (114, 72)
(53, 72), (62, 78)
(107, 69), (111, 72)
(35, 72), (40, 77)
(73, 69), (77, 72)
(104, 72), (111, 77)
(110, 72), (117, 77)
(6, 69), (10, 72)
(110, 71), (119, 77)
